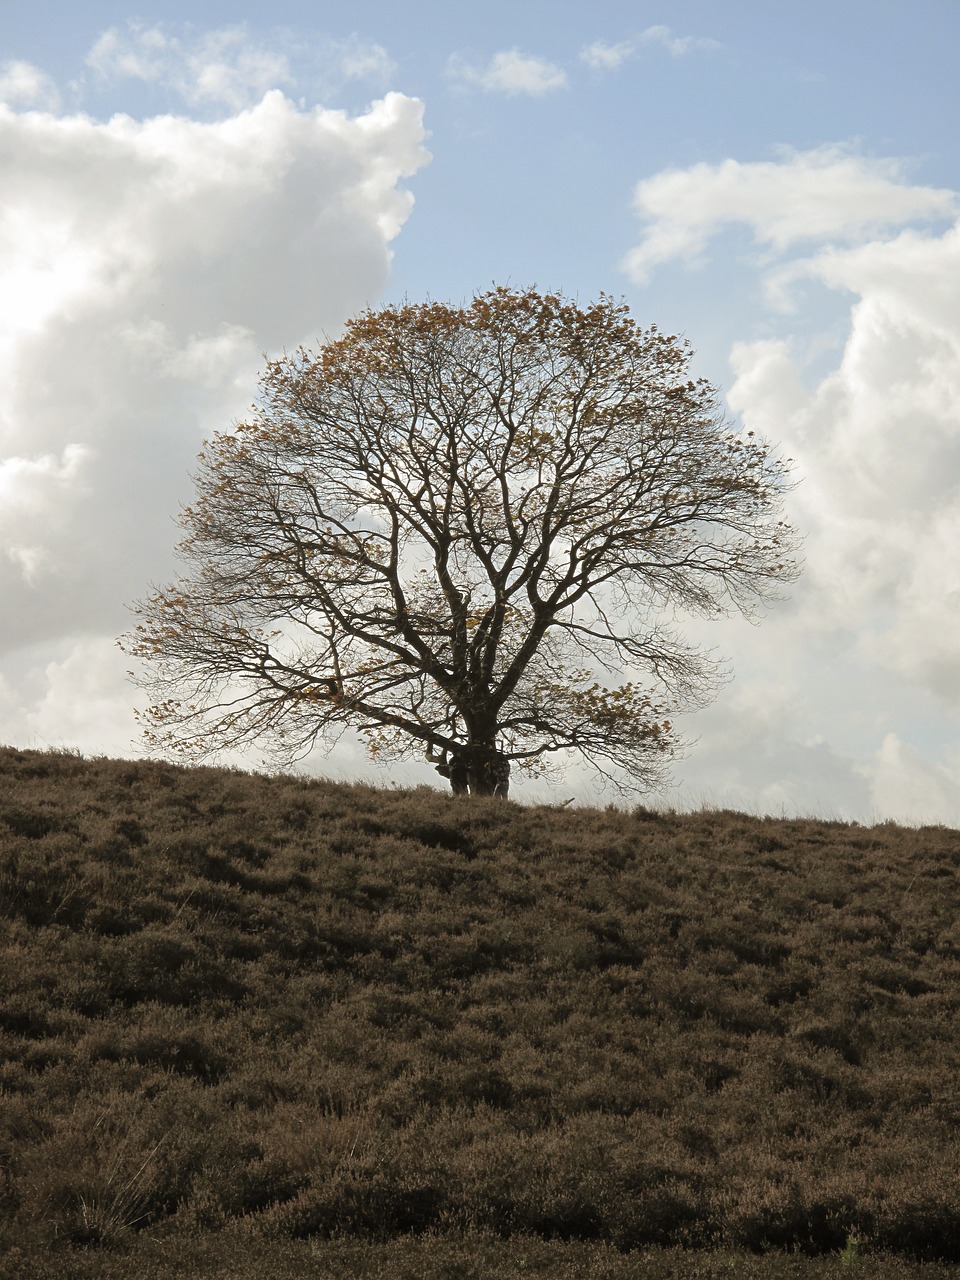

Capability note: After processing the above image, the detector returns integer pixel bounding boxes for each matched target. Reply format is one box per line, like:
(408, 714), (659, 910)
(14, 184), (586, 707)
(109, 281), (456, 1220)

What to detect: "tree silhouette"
(124, 287), (799, 797)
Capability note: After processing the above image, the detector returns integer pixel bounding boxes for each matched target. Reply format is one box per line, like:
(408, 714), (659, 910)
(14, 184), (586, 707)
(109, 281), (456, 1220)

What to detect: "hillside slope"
(2, 747), (960, 1274)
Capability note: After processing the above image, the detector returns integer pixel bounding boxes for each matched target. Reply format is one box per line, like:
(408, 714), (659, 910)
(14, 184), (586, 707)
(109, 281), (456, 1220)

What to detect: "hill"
(2, 746), (960, 1279)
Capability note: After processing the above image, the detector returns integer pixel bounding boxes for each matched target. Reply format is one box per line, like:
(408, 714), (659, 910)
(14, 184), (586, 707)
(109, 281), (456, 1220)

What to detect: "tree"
(123, 287), (799, 798)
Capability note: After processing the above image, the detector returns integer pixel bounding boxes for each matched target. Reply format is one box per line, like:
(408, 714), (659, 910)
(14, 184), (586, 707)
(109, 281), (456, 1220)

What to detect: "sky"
(2, 1), (960, 823)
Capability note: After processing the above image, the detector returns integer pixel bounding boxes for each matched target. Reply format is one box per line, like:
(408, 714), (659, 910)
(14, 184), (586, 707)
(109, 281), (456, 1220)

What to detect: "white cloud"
(623, 146), (957, 282)
(580, 40), (635, 72)
(0, 76), (428, 745)
(725, 221), (960, 685)
(0, 445), (90, 585)
(86, 25), (174, 85)
(0, 60), (61, 111)
(448, 49), (568, 97)
(716, 216), (960, 820)
(864, 734), (960, 826)
(24, 638), (141, 756)
(87, 24), (294, 109)
(580, 26), (719, 72)
(622, 144), (960, 822)
(85, 23), (395, 112)
(802, 233), (960, 702)
(638, 25), (721, 57)
(336, 37), (395, 85)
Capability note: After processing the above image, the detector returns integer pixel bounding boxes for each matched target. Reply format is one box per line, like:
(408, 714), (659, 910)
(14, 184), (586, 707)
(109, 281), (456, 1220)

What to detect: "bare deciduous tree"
(123, 287), (799, 797)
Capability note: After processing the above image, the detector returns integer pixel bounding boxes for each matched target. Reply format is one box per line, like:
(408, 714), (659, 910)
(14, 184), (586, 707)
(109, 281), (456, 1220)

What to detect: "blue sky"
(3, 2), (960, 821)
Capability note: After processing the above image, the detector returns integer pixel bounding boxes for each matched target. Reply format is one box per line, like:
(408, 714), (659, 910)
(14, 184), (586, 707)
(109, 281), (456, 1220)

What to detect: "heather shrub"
(5, 746), (960, 1276)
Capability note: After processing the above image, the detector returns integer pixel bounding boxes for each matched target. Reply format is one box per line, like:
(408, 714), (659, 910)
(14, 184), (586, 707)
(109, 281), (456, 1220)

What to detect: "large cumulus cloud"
(0, 45), (427, 756)
(625, 146), (960, 823)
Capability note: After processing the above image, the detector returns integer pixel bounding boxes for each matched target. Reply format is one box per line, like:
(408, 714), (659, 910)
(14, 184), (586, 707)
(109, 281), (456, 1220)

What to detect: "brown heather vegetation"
(2, 746), (960, 1279)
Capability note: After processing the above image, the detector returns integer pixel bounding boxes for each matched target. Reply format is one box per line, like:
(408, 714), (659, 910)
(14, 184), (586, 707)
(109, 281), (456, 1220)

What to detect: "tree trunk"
(466, 745), (510, 799)
(448, 755), (469, 796)
(429, 749), (469, 795)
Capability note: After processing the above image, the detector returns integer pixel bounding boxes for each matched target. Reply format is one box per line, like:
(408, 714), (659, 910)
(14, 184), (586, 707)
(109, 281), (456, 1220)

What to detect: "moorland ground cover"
(2, 746), (960, 1278)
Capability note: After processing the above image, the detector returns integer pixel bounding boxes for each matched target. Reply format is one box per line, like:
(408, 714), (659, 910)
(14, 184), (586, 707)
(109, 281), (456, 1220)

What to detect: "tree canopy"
(123, 287), (799, 797)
